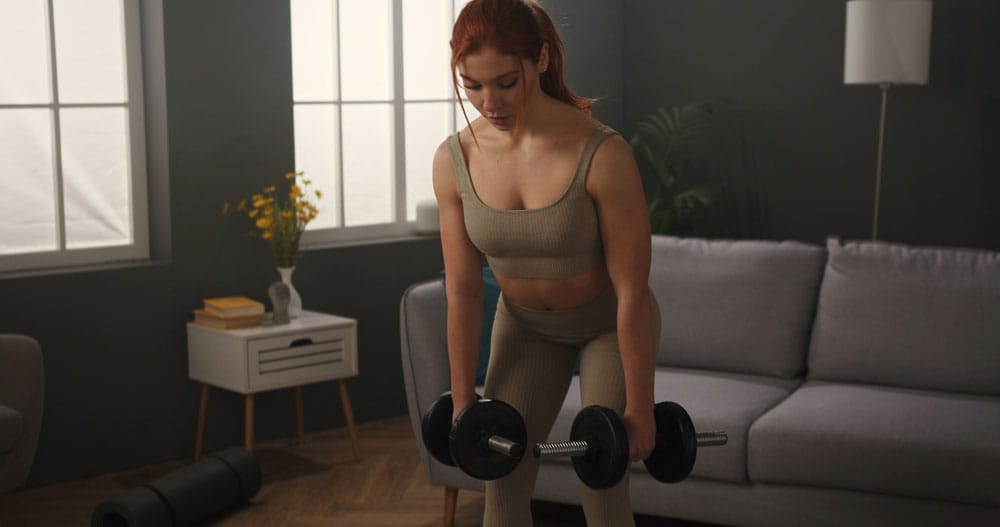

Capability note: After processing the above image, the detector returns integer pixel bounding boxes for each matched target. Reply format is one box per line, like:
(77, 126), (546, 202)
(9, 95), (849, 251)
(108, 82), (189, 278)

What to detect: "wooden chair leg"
(443, 486), (458, 527)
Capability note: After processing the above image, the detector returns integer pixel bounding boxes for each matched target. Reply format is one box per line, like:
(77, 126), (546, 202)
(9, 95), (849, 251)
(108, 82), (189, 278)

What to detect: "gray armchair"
(0, 334), (44, 494)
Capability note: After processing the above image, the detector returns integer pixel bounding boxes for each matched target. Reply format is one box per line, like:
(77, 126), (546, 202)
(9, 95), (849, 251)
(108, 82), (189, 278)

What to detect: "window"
(0, 0), (149, 273)
(290, 0), (479, 245)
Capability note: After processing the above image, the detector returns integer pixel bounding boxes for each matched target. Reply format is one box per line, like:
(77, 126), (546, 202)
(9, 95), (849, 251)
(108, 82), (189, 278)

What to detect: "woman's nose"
(481, 89), (501, 112)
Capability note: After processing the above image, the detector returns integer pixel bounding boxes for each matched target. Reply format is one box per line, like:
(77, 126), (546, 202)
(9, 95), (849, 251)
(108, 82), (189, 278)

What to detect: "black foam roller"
(91, 447), (261, 527)
(211, 446), (262, 504)
(90, 486), (172, 527)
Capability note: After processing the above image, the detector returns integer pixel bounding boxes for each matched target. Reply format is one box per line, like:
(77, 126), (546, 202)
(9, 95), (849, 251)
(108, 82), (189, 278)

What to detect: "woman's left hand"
(622, 407), (657, 462)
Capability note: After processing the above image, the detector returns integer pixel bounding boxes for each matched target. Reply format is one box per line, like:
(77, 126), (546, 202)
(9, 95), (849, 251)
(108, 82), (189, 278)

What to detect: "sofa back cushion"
(650, 236), (826, 378)
(807, 238), (1000, 396)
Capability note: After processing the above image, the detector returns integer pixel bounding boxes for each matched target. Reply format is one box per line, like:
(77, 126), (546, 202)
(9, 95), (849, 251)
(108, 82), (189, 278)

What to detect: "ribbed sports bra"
(446, 126), (617, 279)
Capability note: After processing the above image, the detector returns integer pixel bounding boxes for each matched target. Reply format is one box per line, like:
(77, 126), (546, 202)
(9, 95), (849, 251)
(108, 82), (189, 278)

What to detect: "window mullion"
(449, 0), (456, 135)
(123, 0), (149, 253)
(334, 0), (345, 228)
(45, 0), (66, 252)
(392, 0), (406, 223)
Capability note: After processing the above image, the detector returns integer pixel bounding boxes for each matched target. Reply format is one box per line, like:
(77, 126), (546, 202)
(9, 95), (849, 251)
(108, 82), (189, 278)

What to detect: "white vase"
(277, 266), (303, 318)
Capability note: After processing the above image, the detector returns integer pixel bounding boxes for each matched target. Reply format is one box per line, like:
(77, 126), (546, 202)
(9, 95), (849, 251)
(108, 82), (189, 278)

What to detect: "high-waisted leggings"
(482, 284), (661, 527)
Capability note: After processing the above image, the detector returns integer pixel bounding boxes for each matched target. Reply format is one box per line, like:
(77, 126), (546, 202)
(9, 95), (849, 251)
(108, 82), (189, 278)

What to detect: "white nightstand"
(186, 310), (361, 461)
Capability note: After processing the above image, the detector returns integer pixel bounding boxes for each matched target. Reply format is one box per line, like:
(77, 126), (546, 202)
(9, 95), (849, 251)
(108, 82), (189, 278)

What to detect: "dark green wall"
(623, 0), (1000, 249)
(0, 0), (622, 488)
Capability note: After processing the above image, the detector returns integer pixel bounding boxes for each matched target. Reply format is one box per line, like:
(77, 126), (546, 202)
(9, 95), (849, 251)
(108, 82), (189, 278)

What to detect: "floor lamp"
(844, 0), (933, 240)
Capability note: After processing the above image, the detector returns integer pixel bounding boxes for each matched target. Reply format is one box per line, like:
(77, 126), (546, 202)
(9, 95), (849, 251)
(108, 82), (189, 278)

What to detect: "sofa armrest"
(400, 281), (450, 455)
(0, 334), (44, 493)
(400, 279), (490, 492)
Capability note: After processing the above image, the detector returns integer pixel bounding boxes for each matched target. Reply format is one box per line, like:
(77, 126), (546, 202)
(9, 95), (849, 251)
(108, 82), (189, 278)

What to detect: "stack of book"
(193, 296), (265, 329)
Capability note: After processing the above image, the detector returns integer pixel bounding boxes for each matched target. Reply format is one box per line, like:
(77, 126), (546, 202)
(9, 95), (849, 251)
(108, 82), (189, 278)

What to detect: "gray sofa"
(0, 334), (44, 495)
(400, 235), (1000, 527)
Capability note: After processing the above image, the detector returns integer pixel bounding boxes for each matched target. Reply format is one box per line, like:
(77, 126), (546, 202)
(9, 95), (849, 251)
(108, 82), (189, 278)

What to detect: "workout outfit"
(446, 125), (661, 527)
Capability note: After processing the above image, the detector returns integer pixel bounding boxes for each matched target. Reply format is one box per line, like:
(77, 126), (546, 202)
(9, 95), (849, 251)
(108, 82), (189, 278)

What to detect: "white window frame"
(0, 0), (149, 273)
(294, 0), (466, 248)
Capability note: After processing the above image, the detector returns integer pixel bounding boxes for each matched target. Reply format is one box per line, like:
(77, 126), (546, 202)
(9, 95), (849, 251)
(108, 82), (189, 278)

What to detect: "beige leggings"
(482, 285), (661, 527)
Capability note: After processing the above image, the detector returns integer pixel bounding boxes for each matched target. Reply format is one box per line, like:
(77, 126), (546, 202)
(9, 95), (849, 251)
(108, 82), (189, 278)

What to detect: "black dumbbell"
(421, 391), (527, 480)
(533, 401), (728, 489)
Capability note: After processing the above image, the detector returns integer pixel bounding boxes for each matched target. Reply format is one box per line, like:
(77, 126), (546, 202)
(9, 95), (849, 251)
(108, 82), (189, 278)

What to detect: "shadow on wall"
(629, 100), (770, 240)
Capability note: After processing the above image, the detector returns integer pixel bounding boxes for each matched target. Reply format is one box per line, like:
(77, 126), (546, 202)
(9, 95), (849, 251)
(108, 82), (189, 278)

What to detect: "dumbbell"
(421, 391), (527, 480)
(533, 401), (728, 489)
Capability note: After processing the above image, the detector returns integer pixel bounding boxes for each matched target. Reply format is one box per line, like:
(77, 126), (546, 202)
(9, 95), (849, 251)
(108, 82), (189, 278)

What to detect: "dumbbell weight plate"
(570, 406), (630, 490)
(645, 401), (697, 483)
(421, 392), (458, 467)
(449, 399), (527, 480)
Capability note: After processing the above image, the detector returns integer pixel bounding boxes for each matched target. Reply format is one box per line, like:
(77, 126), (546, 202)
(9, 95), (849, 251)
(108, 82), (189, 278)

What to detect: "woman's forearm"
(616, 287), (656, 415)
(446, 287), (483, 409)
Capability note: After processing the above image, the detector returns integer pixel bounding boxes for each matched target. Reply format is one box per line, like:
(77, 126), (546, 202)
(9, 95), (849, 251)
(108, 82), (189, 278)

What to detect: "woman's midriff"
(493, 265), (611, 311)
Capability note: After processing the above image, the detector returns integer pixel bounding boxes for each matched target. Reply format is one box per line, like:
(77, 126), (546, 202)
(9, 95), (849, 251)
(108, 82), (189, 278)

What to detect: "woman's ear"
(538, 43), (550, 74)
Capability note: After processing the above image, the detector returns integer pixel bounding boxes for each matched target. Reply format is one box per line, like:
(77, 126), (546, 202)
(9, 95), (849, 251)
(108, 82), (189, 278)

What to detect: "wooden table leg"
(194, 384), (210, 461)
(338, 379), (362, 460)
(443, 486), (458, 527)
(295, 385), (305, 443)
(244, 393), (255, 453)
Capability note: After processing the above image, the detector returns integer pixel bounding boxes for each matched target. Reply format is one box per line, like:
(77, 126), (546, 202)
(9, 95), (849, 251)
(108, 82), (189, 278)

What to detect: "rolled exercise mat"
(91, 446), (262, 526)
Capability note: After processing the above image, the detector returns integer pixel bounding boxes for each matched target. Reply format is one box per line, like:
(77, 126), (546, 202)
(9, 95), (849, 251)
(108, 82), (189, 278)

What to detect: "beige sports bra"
(446, 126), (617, 279)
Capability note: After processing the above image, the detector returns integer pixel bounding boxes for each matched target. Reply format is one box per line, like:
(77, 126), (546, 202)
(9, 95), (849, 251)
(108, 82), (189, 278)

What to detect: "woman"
(432, 1), (660, 525)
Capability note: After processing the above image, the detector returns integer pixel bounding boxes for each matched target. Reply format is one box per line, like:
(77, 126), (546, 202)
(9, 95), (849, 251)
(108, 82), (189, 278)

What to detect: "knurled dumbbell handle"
(487, 435), (525, 459)
(697, 431), (728, 447)
(533, 440), (591, 458)
(535, 431), (727, 460)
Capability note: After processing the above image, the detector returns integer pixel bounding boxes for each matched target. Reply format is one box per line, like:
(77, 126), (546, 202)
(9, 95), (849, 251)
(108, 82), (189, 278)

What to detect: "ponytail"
(527, 2), (594, 113)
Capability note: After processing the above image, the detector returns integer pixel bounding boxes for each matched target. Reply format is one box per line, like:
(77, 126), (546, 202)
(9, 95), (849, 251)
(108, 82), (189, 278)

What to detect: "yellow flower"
(223, 170), (321, 267)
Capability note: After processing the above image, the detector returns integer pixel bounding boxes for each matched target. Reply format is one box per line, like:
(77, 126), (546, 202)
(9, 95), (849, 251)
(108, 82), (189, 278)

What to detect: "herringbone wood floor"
(0, 415), (708, 526)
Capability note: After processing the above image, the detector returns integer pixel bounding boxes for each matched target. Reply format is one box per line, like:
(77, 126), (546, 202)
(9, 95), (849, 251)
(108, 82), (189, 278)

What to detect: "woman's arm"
(433, 139), (485, 420)
(587, 133), (658, 462)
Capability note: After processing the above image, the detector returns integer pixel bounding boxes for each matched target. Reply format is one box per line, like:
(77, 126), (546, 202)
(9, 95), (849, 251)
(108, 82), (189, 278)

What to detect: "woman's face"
(457, 47), (543, 132)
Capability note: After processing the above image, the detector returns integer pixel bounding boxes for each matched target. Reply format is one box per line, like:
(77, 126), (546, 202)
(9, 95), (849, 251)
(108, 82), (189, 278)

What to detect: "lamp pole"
(872, 82), (889, 241)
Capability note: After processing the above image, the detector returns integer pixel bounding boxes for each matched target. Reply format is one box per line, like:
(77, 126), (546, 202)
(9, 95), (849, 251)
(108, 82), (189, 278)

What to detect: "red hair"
(450, 0), (594, 131)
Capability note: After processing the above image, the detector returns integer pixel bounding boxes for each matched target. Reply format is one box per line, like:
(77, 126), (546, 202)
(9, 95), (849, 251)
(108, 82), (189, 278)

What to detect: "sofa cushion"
(0, 405), (22, 454)
(748, 381), (1000, 507)
(649, 235), (826, 378)
(807, 238), (1000, 396)
(546, 367), (800, 483)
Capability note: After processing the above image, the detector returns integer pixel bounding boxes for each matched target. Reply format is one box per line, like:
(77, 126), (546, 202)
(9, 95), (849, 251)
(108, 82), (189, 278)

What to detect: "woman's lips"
(487, 115), (510, 126)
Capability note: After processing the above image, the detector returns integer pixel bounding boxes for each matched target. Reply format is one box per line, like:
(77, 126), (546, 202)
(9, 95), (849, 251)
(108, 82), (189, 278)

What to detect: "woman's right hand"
(451, 392), (477, 424)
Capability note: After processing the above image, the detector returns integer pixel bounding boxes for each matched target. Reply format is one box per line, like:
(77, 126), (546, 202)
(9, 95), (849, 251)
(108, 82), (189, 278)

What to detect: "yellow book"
(193, 309), (264, 329)
(203, 296), (265, 318)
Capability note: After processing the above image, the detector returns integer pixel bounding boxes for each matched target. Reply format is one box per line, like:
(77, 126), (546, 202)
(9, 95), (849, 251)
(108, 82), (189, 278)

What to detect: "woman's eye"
(499, 79), (518, 89)
(462, 84), (482, 91)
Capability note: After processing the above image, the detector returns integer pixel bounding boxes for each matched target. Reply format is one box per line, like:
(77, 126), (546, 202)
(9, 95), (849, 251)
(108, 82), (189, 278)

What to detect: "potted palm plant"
(630, 101), (767, 237)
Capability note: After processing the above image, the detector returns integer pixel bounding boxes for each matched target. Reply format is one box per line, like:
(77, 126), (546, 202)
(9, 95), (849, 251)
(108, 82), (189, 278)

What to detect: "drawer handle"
(290, 338), (314, 347)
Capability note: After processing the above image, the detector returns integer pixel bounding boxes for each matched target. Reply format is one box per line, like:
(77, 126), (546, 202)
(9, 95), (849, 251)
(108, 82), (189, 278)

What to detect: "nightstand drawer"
(258, 342), (344, 373)
(247, 326), (357, 390)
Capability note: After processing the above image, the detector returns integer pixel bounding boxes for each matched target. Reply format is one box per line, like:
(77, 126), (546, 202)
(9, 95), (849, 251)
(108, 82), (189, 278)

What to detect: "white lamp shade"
(844, 0), (933, 85)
